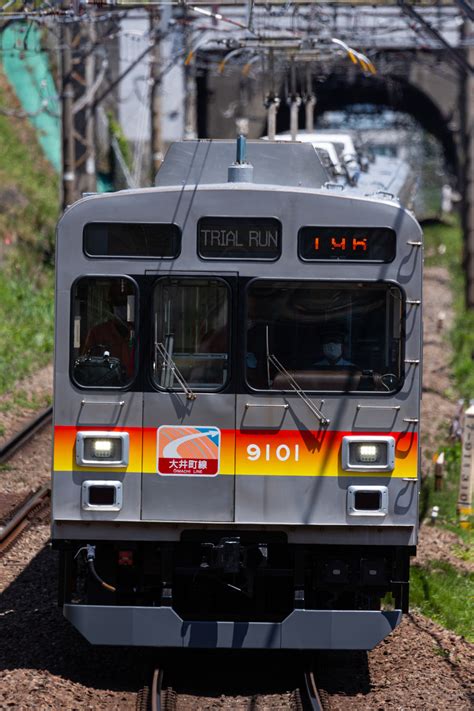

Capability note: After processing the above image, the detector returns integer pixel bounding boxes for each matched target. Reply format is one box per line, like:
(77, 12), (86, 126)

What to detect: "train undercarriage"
(56, 535), (413, 648)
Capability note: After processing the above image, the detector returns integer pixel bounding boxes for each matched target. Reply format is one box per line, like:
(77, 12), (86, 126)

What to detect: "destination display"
(198, 217), (281, 259)
(84, 222), (181, 258)
(298, 226), (396, 262)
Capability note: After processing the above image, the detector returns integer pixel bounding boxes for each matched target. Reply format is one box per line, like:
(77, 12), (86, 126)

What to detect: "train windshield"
(152, 278), (230, 391)
(246, 280), (403, 393)
(71, 277), (137, 388)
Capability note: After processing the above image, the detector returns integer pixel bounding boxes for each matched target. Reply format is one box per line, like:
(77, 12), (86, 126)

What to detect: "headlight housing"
(342, 436), (395, 472)
(76, 431), (129, 467)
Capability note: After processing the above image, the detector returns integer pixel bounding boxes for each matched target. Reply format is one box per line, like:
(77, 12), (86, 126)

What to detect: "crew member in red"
(83, 281), (134, 377)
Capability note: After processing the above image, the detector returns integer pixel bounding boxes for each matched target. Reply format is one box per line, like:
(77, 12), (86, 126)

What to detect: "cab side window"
(71, 277), (137, 388)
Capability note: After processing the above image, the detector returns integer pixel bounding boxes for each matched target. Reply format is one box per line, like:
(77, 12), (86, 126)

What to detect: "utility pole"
(150, 8), (164, 182)
(288, 57), (301, 141)
(183, 8), (197, 139)
(61, 6), (97, 208)
(84, 11), (97, 194)
(61, 9), (76, 210)
(265, 50), (280, 140)
(461, 18), (474, 307)
(305, 64), (316, 131)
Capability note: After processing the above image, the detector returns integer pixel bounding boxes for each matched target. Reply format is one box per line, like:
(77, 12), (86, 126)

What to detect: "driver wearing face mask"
(314, 330), (355, 367)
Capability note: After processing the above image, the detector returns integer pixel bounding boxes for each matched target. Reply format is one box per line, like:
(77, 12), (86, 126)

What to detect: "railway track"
(0, 408), (53, 556)
(138, 664), (328, 711)
(0, 484), (50, 556)
(2, 408), (330, 711)
(0, 405), (52, 465)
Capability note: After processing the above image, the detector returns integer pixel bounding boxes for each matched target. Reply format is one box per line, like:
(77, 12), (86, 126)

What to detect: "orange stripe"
(53, 426), (417, 478)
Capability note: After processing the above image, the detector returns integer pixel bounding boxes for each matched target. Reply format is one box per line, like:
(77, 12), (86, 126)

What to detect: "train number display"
(298, 226), (396, 262)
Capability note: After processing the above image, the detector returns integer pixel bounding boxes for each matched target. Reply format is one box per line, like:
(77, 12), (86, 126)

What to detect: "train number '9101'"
(247, 443), (300, 462)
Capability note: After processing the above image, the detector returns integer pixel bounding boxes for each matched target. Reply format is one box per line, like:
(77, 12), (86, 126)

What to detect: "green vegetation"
(423, 217), (474, 536)
(0, 69), (58, 394)
(0, 255), (55, 394)
(411, 561), (474, 642)
(0, 386), (52, 413)
(0, 105), (58, 259)
(424, 218), (474, 401)
(108, 112), (132, 170)
(413, 218), (474, 637)
(427, 440), (472, 536)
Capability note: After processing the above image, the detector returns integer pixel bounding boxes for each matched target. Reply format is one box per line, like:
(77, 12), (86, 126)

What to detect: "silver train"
(52, 138), (422, 650)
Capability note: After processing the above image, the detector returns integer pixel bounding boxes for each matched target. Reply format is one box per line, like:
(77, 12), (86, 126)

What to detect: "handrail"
(268, 354), (329, 426)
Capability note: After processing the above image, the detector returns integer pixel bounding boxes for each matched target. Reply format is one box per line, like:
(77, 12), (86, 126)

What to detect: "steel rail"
(144, 663), (327, 710)
(299, 669), (325, 711)
(0, 485), (50, 555)
(0, 406), (52, 465)
(151, 667), (164, 711)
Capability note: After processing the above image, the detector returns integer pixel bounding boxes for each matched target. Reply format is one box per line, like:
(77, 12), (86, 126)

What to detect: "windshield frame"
(243, 277), (406, 396)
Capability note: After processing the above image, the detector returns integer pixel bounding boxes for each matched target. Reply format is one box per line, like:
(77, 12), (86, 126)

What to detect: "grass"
(0, 255), (55, 394)
(427, 440), (473, 535)
(0, 71), (58, 260)
(0, 67), (58, 394)
(412, 217), (474, 637)
(424, 217), (474, 401)
(0, 385), (52, 413)
(422, 216), (474, 537)
(410, 561), (474, 642)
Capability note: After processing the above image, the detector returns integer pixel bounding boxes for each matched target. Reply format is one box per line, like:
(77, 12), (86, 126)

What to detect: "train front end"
(52, 140), (422, 650)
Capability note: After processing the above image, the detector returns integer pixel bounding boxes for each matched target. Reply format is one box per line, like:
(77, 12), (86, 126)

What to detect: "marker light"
(357, 444), (379, 463)
(82, 480), (123, 511)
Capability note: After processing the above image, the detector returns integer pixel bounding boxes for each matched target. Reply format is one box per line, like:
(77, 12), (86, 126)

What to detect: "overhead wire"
(0, 0), (468, 127)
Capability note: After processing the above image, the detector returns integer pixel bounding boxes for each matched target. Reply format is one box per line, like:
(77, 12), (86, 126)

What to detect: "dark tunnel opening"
(274, 74), (458, 176)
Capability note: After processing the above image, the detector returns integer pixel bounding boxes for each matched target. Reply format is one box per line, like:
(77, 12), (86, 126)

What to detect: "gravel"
(416, 524), (474, 575)
(319, 614), (474, 710)
(0, 425), (52, 519)
(0, 364), (52, 448)
(420, 267), (457, 456)
(0, 523), (144, 710)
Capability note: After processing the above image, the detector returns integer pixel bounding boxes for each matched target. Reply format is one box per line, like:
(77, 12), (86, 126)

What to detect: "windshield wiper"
(155, 341), (196, 401)
(268, 354), (329, 426)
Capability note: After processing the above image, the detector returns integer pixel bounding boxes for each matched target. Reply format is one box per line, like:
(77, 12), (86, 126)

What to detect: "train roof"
(271, 130), (357, 158)
(155, 139), (330, 190)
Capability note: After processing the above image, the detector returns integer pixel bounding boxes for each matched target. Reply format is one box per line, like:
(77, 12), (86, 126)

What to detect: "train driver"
(314, 329), (355, 368)
(82, 281), (134, 377)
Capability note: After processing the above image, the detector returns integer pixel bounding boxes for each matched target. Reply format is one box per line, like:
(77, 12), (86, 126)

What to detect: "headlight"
(89, 438), (116, 459)
(342, 436), (395, 472)
(76, 432), (129, 467)
(353, 443), (383, 464)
